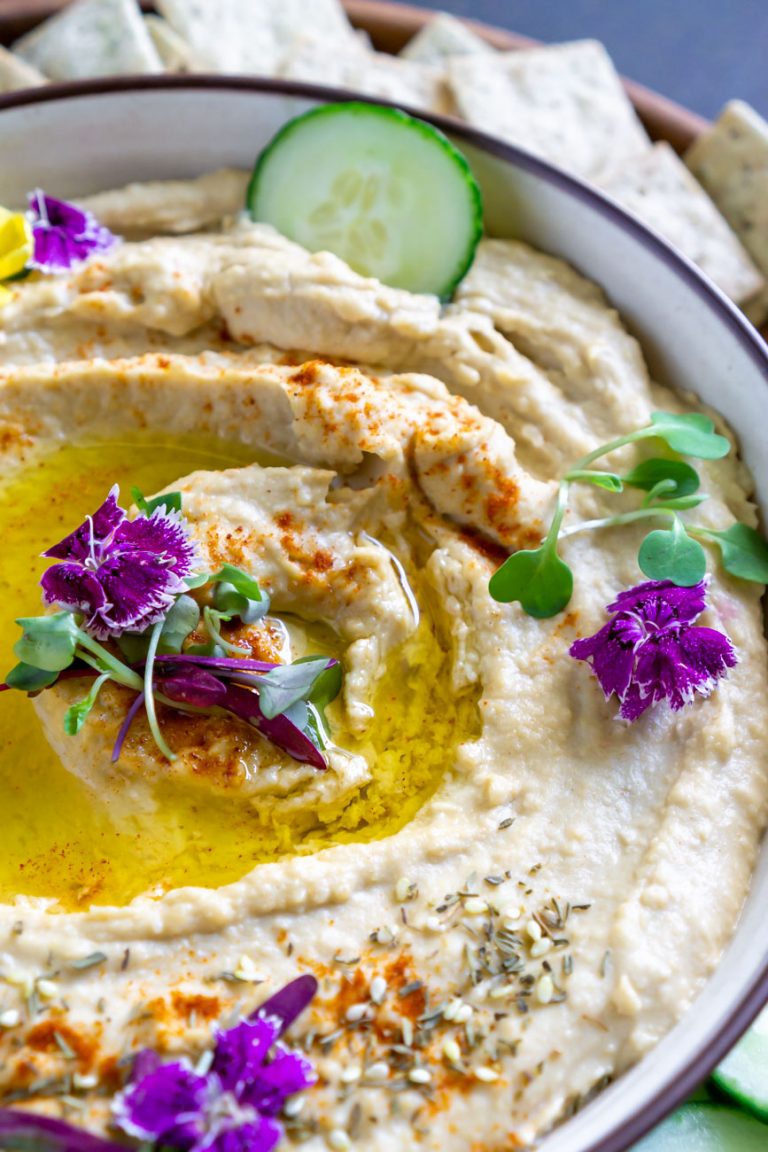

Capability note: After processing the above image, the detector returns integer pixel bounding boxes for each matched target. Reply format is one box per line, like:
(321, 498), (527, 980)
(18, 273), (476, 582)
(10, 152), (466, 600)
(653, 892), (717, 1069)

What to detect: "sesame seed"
(36, 979), (58, 1000)
(72, 1072), (98, 1091)
(283, 1096), (305, 1118)
(525, 920), (542, 943)
(366, 1062), (389, 1081)
(536, 975), (554, 1005)
(327, 1129), (352, 1151)
(474, 1066), (500, 1083)
(0, 1009), (20, 1028)
(442, 1038), (461, 1063)
(370, 976), (387, 1005)
(530, 939), (553, 958)
(454, 1003), (473, 1024)
(443, 998), (461, 1022)
(3, 970), (31, 996)
(408, 1067), (432, 1085)
(424, 916), (445, 933)
(395, 877), (417, 903)
(401, 1018), (414, 1047)
(345, 1003), (368, 1023)
(489, 984), (516, 1001)
(463, 897), (487, 916)
(340, 1065), (362, 1084)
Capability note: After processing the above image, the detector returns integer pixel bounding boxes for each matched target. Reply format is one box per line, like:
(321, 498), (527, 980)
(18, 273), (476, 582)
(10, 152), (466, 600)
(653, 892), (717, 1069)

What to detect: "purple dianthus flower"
(41, 485), (196, 640)
(570, 579), (737, 721)
(113, 1014), (316, 1152)
(28, 189), (116, 273)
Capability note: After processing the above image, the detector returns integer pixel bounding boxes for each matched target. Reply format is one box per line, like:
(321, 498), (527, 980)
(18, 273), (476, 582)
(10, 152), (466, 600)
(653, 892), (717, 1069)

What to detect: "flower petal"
(196, 1118), (283, 1152)
(41, 562), (108, 619)
(28, 191), (117, 273)
(570, 616), (644, 703)
(238, 1045), (317, 1116)
(609, 579), (707, 626)
(112, 508), (196, 581)
(95, 551), (181, 637)
(43, 485), (124, 561)
(112, 1061), (207, 1147)
(212, 1018), (279, 1095)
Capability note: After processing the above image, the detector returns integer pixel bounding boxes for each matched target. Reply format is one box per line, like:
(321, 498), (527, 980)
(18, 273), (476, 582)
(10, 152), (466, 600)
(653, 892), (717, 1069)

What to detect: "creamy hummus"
(0, 172), (766, 1151)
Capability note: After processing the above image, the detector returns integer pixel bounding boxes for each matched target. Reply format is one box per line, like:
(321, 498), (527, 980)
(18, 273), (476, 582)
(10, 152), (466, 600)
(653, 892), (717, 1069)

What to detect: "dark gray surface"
(414, 0), (768, 120)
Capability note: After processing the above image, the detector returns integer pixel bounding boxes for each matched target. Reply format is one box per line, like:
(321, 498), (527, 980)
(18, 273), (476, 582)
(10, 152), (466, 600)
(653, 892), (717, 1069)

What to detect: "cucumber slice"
(633, 1103), (767, 1150)
(711, 1006), (768, 1122)
(247, 102), (483, 299)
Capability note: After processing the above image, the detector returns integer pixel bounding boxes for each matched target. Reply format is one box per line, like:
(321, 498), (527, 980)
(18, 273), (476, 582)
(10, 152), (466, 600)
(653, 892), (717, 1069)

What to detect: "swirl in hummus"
(0, 170), (765, 1151)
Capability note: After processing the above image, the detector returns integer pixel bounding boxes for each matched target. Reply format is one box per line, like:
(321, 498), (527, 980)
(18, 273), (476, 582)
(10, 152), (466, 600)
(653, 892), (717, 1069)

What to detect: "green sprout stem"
(144, 619), (176, 762)
(573, 426), (658, 470)
(74, 632), (144, 692)
(203, 606), (250, 657)
(560, 507), (676, 539)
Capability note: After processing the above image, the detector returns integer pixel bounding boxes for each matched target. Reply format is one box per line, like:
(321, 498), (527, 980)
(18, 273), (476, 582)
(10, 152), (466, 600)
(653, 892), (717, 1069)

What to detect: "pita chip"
(13, 0), (163, 79)
(401, 13), (494, 63)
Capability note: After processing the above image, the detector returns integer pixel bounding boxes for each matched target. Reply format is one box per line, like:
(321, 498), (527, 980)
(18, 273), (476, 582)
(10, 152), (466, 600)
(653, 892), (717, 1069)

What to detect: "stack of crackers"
(1, 0), (766, 325)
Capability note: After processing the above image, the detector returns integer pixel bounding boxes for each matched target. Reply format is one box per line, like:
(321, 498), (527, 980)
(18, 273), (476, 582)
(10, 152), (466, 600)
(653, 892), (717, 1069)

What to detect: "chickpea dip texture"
(0, 171), (765, 1150)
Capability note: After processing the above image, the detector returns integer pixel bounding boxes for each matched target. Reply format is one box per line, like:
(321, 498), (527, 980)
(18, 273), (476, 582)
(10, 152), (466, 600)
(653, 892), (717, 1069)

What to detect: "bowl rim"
(0, 72), (766, 1152)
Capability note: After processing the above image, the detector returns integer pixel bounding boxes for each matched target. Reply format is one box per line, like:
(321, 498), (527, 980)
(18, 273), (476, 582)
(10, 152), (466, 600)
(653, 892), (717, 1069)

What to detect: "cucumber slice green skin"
(711, 1006), (768, 1122)
(633, 1102), (767, 1150)
(247, 101), (483, 301)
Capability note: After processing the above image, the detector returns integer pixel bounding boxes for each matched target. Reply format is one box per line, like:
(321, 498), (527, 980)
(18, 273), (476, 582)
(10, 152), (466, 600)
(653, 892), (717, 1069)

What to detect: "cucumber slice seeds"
(711, 1006), (768, 1122)
(247, 102), (483, 300)
(633, 1103), (768, 1151)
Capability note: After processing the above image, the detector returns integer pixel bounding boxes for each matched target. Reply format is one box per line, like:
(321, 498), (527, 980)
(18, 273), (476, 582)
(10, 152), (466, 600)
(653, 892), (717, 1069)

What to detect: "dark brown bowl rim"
(0, 72), (766, 1152)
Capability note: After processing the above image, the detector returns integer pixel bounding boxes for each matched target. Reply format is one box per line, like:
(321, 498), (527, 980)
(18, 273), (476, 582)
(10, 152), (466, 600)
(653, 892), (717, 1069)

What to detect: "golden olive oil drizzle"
(0, 434), (478, 910)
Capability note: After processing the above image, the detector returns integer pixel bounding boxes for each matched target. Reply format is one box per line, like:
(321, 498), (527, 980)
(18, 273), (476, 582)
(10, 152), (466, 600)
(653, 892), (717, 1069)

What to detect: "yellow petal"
(0, 212), (32, 281)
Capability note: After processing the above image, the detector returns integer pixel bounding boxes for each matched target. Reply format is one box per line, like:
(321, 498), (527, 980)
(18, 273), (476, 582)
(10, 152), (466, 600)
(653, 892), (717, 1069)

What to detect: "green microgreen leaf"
(638, 517), (707, 585)
(185, 641), (226, 658)
(63, 673), (110, 736)
(157, 594), (200, 655)
(297, 654), (343, 711)
(699, 523), (768, 583)
(648, 412), (730, 459)
(623, 457), (701, 499)
(489, 545), (574, 618)
(256, 657), (338, 720)
(564, 469), (623, 493)
(654, 494), (708, 511)
(13, 611), (79, 672)
(5, 662), (60, 692)
(210, 564), (267, 603)
(131, 486), (183, 515)
(116, 632), (152, 664)
(212, 581), (270, 625)
(184, 572), (211, 591)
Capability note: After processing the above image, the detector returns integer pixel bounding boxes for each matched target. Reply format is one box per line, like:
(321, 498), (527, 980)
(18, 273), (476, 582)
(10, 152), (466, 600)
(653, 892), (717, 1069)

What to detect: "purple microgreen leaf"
(220, 683), (327, 770)
(158, 667), (227, 708)
(155, 654), (279, 674)
(63, 673), (110, 736)
(111, 691), (145, 764)
(638, 518), (707, 586)
(157, 594), (200, 655)
(131, 485), (182, 515)
(622, 457), (700, 499)
(13, 611), (79, 672)
(489, 543), (574, 618)
(255, 656), (338, 720)
(0, 1107), (126, 1152)
(5, 662), (60, 692)
(251, 975), (319, 1034)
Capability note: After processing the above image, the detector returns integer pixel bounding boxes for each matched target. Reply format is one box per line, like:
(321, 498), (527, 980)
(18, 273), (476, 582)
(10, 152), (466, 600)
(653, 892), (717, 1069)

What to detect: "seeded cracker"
(686, 100), (768, 325)
(13, 0), (163, 80)
(0, 45), (46, 91)
(144, 14), (199, 72)
(598, 141), (764, 307)
(280, 37), (455, 117)
(156, 0), (358, 74)
(448, 40), (650, 180)
(400, 13), (494, 64)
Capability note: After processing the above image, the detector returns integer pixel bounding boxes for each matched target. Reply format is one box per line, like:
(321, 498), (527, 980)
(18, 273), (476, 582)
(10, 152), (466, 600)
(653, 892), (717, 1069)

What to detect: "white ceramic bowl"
(0, 77), (766, 1152)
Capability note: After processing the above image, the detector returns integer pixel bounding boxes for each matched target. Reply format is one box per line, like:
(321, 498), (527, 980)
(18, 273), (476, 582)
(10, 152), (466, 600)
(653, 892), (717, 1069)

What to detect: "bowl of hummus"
(0, 77), (765, 1152)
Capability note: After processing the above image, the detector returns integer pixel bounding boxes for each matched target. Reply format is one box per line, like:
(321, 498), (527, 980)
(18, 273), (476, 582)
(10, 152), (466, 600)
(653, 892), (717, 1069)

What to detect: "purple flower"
(570, 579), (737, 721)
(41, 486), (196, 640)
(27, 189), (116, 273)
(113, 1013), (316, 1152)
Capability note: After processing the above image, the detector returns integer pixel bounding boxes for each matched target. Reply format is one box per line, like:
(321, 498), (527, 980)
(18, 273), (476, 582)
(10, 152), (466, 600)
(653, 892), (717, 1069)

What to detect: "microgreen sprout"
(490, 411), (768, 617)
(3, 487), (342, 770)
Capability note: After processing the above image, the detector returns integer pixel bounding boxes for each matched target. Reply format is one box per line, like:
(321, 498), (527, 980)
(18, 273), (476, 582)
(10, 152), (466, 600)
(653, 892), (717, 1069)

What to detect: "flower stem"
(143, 620), (176, 762)
(560, 507), (676, 539)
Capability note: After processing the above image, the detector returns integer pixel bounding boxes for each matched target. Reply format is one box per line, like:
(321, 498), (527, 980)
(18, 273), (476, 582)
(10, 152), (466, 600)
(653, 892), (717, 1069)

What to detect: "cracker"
(400, 13), (493, 63)
(144, 15), (199, 72)
(448, 39), (650, 180)
(13, 0), (162, 79)
(156, 0), (357, 74)
(280, 36), (454, 116)
(0, 45), (46, 91)
(685, 101), (768, 284)
(598, 141), (764, 306)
